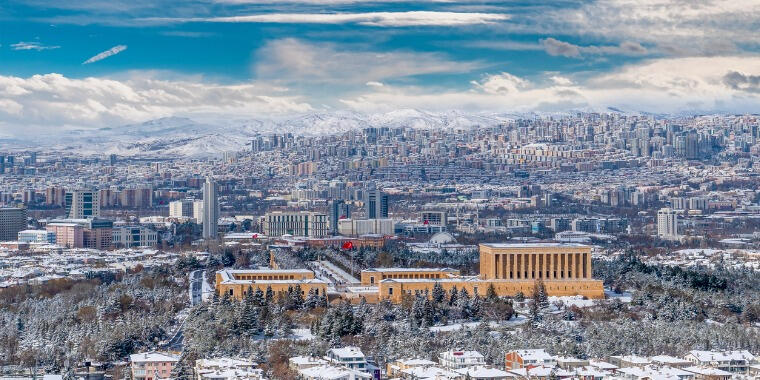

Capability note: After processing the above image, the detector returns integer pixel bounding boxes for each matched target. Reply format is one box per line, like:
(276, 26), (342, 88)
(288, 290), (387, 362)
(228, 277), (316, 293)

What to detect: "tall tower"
(202, 178), (219, 239)
(330, 200), (351, 234)
(657, 208), (678, 240)
(365, 189), (388, 219)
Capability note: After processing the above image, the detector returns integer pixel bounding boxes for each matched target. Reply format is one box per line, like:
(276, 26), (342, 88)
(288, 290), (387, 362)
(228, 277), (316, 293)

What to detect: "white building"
(657, 208), (679, 240)
(325, 346), (367, 372)
(298, 365), (371, 380)
(337, 218), (393, 236)
(129, 351), (179, 380)
(455, 365), (514, 380)
(262, 211), (329, 238)
(169, 199), (203, 221)
(683, 350), (756, 374)
(18, 229), (55, 244)
(113, 225), (159, 247)
(194, 357), (264, 380)
(203, 178), (219, 239)
(438, 350), (486, 370)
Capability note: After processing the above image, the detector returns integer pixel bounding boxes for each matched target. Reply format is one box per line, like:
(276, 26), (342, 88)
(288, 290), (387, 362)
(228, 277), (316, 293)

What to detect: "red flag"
(423, 220), (429, 225)
(251, 233), (258, 239)
(342, 241), (354, 250)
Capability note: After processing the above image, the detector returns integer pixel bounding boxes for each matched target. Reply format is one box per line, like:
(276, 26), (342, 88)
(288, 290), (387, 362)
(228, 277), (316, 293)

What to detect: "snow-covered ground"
(428, 315), (528, 332)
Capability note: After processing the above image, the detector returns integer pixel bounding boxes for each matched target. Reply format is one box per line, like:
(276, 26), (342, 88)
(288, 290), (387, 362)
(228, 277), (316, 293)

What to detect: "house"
(438, 350), (486, 370)
(650, 355), (693, 369)
(194, 358), (263, 380)
(507, 366), (573, 379)
(683, 350), (756, 374)
(682, 366), (732, 380)
(573, 366), (609, 380)
(555, 356), (589, 370)
(386, 358), (436, 378)
(289, 356), (328, 371)
(505, 349), (557, 370)
(297, 365), (372, 380)
(588, 360), (618, 374)
(454, 365), (516, 380)
(325, 347), (367, 372)
(400, 365), (460, 380)
(129, 352), (179, 380)
(609, 355), (651, 369)
(616, 365), (694, 380)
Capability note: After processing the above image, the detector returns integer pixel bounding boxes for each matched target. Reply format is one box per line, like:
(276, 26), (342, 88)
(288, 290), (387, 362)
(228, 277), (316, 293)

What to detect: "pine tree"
(265, 285), (274, 305)
(469, 293), (482, 320)
(486, 284), (498, 300)
(252, 287), (264, 307)
(170, 355), (193, 380)
(448, 286), (459, 306)
(304, 288), (319, 309)
(432, 282), (446, 305)
(533, 279), (549, 309)
(423, 298), (435, 327)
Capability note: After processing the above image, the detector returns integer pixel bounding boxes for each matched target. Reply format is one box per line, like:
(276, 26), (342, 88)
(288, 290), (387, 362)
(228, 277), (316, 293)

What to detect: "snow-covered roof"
(129, 351), (179, 363)
(512, 349), (554, 361)
(455, 365), (513, 378)
(299, 365), (372, 380)
(327, 346), (365, 359)
(686, 350), (755, 362)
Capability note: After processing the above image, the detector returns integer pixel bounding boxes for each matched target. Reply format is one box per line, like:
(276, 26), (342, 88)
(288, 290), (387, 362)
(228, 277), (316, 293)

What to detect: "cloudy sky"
(2, 0), (760, 133)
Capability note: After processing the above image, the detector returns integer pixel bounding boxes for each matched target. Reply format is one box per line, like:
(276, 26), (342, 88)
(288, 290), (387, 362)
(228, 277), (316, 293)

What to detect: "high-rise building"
(365, 189), (388, 219)
(65, 190), (100, 219)
(169, 199), (204, 220)
(202, 178), (219, 239)
(0, 207), (27, 241)
(657, 208), (679, 240)
(329, 200), (351, 235)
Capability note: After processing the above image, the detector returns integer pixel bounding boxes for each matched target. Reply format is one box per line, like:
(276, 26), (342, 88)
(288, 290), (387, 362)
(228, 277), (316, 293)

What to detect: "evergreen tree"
(432, 282), (446, 304)
(252, 287), (264, 307)
(448, 286), (459, 306)
(533, 279), (549, 309)
(486, 284), (498, 300)
(423, 298), (435, 327)
(170, 355), (193, 380)
(265, 285), (274, 305)
(304, 288), (319, 309)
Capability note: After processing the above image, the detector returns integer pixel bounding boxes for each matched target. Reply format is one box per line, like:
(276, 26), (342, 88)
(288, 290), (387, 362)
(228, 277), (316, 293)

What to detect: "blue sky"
(1, 0), (760, 133)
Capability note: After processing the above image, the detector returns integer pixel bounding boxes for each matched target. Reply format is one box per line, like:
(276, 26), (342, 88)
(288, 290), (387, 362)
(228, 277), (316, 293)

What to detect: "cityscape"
(2, 1), (760, 380)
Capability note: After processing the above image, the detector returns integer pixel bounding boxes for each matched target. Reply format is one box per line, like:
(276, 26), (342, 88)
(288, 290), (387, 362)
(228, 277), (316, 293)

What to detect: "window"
(370, 276), (375, 284)
(388, 287), (393, 295)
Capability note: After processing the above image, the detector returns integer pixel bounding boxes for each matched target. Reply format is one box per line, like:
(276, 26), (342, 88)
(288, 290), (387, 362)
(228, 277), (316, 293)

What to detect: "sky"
(1, 0), (760, 133)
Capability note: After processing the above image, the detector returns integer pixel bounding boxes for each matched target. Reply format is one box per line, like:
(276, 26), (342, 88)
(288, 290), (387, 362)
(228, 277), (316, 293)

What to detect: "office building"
(365, 189), (388, 219)
(46, 218), (113, 249)
(420, 210), (447, 226)
(65, 190), (100, 219)
(202, 178), (219, 239)
(657, 208), (679, 240)
(329, 200), (351, 234)
(18, 229), (56, 244)
(0, 207), (27, 241)
(262, 211), (329, 238)
(113, 225), (159, 247)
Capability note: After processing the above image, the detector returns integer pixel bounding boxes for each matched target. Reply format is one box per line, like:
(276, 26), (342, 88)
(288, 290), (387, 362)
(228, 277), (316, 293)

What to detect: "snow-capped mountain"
(15, 110), (517, 158)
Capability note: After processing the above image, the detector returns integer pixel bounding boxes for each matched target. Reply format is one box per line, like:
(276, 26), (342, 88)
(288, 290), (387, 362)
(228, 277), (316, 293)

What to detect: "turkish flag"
(342, 241), (354, 250)
(251, 233), (258, 239)
(423, 220), (429, 225)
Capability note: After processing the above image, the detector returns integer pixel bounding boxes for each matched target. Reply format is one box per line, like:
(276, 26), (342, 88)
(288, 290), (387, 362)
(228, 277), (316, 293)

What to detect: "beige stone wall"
(217, 281), (327, 301)
(377, 279), (604, 303)
(360, 269), (460, 286)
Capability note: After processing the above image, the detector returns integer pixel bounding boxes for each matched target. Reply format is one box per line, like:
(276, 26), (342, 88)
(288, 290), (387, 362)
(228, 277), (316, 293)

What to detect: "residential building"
(683, 350), (756, 374)
(169, 198), (203, 220)
(325, 346), (367, 372)
(365, 189), (388, 219)
(194, 357), (264, 380)
(505, 349), (557, 370)
(438, 350), (486, 370)
(657, 207), (679, 240)
(129, 351), (179, 380)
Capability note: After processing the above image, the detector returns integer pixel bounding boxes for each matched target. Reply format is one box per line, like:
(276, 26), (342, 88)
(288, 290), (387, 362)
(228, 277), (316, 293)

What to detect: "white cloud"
(255, 38), (480, 84)
(83, 45), (127, 64)
(0, 73), (312, 134)
(158, 11), (509, 27)
(11, 41), (60, 51)
(540, 37), (647, 58)
(470, 72), (529, 94)
(365, 81), (384, 87)
(341, 56), (760, 114)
